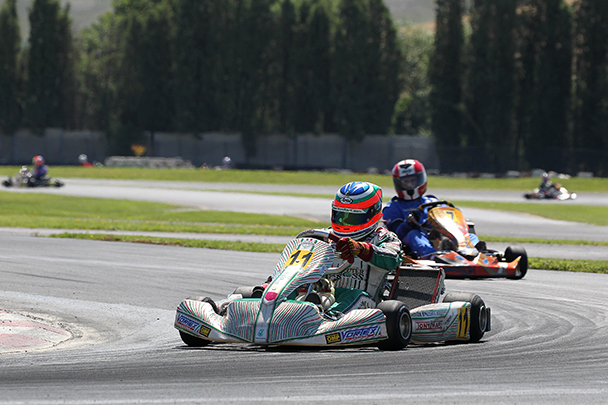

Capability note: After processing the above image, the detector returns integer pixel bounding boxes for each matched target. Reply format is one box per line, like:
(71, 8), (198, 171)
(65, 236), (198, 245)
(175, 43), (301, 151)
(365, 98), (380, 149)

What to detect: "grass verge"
(529, 258), (608, 274)
(51, 233), (285, 253)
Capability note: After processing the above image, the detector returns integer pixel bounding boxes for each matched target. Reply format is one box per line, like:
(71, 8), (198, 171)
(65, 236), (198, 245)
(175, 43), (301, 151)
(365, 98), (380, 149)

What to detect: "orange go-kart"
(403, 200), (527, 280)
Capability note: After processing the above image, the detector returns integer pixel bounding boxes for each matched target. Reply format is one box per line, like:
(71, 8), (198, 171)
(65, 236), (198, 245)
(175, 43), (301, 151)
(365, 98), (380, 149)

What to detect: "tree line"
(0, 0), (400, 158)
(430, 0), (608, 175)
(0, 0), (607, 175)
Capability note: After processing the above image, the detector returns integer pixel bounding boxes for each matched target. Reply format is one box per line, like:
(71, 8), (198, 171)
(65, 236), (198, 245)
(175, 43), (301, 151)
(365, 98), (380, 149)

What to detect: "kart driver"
(30, 155), (49, 185)
(296, 181), (403, 314)
(382, 159), (483, 258)
(538, 172), (558, 197)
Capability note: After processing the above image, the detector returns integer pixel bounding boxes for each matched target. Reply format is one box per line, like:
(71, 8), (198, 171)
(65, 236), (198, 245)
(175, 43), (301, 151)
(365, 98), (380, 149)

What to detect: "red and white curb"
(0, 310), (72, 353)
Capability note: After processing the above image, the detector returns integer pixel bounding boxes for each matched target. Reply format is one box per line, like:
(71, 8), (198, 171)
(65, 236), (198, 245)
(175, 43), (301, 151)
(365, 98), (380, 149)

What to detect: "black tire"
(179, 297), (217, 347)
(376, 300), (412, 351)
(53, 180), (64, 187)
(504, 246), (528, 280)
(179, 331), (210, 347)
(443, 293), (489, 343)
(2, 180), (11, 187)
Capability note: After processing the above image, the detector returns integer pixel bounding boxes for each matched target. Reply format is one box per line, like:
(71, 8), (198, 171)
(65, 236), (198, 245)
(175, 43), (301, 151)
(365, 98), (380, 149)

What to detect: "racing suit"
(297, 226), (402, 314)
(382, 195), (480, 258)
(32, 165), (48, 181)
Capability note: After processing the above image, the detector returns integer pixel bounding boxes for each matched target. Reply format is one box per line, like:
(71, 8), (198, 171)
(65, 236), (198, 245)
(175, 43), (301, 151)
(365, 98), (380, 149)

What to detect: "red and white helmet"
(33, 155), (45, 167)
(392, 159), (427, 200)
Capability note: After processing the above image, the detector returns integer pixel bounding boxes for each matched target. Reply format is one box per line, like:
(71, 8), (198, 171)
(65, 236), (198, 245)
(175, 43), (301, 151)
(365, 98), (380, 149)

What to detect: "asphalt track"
(1, 179), (607, 404)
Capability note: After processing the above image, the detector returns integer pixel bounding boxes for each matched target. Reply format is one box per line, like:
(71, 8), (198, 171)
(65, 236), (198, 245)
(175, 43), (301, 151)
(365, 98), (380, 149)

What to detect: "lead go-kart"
(405, 200), (528, 280)
(175, 231), (491, 350)
(2, 166), (64, 188)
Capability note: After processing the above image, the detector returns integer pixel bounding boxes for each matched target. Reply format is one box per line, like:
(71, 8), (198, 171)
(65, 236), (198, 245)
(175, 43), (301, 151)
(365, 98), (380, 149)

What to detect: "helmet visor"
(393, 172), (426, 191)
(331, 201), (382, 227)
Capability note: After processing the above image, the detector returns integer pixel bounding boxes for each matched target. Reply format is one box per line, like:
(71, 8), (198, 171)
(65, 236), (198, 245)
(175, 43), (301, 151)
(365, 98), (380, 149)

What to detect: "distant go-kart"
(175, 232), (491, 350)
(405, 200), (527, 280)
(524, 185), (576, 200)
(2, 166), (64, 188)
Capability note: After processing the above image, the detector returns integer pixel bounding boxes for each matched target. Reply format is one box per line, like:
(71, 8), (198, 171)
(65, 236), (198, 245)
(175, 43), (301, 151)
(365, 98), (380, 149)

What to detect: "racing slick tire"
(443, 293), (489, 343)
(179, 331), (210, 347)
(2, 179), (12, 187)
(179, 297), (218, 347)
(504, 246), (528, 280)
(376, 300), (412, 351)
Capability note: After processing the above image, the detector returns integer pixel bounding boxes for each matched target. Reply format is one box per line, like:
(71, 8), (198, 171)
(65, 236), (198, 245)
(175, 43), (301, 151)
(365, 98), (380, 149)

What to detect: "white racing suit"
(296, 226), (402, 314)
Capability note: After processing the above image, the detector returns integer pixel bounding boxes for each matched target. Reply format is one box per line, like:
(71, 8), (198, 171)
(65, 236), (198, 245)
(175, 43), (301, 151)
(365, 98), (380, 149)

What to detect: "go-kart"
(405, 200), (527, 280)
(2, 166), (64, 188)
(175, 232), (491, 350)
(524, 184), (576, 200)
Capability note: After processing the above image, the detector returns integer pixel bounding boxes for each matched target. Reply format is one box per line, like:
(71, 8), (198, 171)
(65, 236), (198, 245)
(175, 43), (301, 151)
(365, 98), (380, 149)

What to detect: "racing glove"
(335, 237), (373, 263)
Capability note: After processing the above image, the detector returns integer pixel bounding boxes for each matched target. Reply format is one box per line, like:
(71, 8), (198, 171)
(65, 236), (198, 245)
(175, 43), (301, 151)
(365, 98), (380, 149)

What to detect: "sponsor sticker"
(341, 325), (380, 342)
(200, 325), (211, 337)
(415, 320), (444, 331)
(176, 314), (202, 333)
(325, 333), (342, 344)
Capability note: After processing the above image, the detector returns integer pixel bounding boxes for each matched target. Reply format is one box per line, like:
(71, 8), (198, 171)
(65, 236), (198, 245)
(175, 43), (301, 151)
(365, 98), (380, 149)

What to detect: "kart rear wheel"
(504, 246), (528, 280)
(377, 300), (412, 351)
(179, 331), (210, 347)
(443, 293), (489, 343)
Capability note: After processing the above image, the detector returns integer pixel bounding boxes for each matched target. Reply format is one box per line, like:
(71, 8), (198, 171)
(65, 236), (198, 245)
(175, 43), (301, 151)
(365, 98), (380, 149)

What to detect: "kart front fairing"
(175, 237), (389, 347)
(419, 202), (525, 279)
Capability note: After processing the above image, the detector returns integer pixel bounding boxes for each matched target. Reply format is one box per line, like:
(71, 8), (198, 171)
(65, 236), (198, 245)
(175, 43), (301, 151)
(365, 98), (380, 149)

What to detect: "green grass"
(51, 233), (285, 253)
(0, 192), (326, 235)
(454, 200), (608, 227)
(529, 258), (608, 274)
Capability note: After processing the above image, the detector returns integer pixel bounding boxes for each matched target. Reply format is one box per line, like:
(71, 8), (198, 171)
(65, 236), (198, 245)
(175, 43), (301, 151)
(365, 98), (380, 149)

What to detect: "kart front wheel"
(505, 246), (528, 280)
(179, 331), (210, 347)
(377, 300), (412, 351)
(443, 293), (489, 343)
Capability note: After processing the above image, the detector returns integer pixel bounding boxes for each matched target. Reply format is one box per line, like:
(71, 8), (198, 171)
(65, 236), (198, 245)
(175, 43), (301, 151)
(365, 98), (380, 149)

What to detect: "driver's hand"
(406, 212), (420, 228)
(336, 237), (372, 263)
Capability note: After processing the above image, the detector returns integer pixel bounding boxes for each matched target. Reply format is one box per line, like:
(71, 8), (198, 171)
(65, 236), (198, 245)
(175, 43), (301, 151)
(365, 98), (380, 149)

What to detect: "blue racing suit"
(32, 165), (48, 181)
(382, 195), (481, 258)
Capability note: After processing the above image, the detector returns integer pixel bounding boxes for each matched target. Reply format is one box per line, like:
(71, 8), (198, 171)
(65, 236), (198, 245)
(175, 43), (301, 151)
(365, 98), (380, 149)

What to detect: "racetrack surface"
(0, 235), (607, 404)
(1, 179), (607, 403)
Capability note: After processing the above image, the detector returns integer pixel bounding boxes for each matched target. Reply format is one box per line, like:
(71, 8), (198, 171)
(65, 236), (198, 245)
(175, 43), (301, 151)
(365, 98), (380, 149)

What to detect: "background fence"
(0, 130), (440, 173)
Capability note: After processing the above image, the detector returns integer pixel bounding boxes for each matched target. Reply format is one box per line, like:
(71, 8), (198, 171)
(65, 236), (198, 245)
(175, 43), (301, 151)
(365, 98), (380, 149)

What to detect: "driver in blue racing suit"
(30, 155), (49, 185)
(382, 159), (482, 259)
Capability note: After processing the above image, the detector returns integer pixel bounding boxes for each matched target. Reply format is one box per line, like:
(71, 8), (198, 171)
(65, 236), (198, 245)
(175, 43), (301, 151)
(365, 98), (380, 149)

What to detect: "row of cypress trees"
(1, 0), (608, 174)
(430, 0), (608, 175)
(0, 0), (401, 157)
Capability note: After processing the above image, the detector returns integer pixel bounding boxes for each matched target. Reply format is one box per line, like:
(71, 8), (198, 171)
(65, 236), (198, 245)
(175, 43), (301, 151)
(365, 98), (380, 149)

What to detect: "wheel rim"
(399, 311), (412, 340)
(478, 305), (488, 332)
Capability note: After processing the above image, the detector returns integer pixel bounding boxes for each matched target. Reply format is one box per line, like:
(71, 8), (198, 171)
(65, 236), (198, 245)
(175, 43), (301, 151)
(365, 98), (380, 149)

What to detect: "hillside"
(2, 0), (435, 40)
